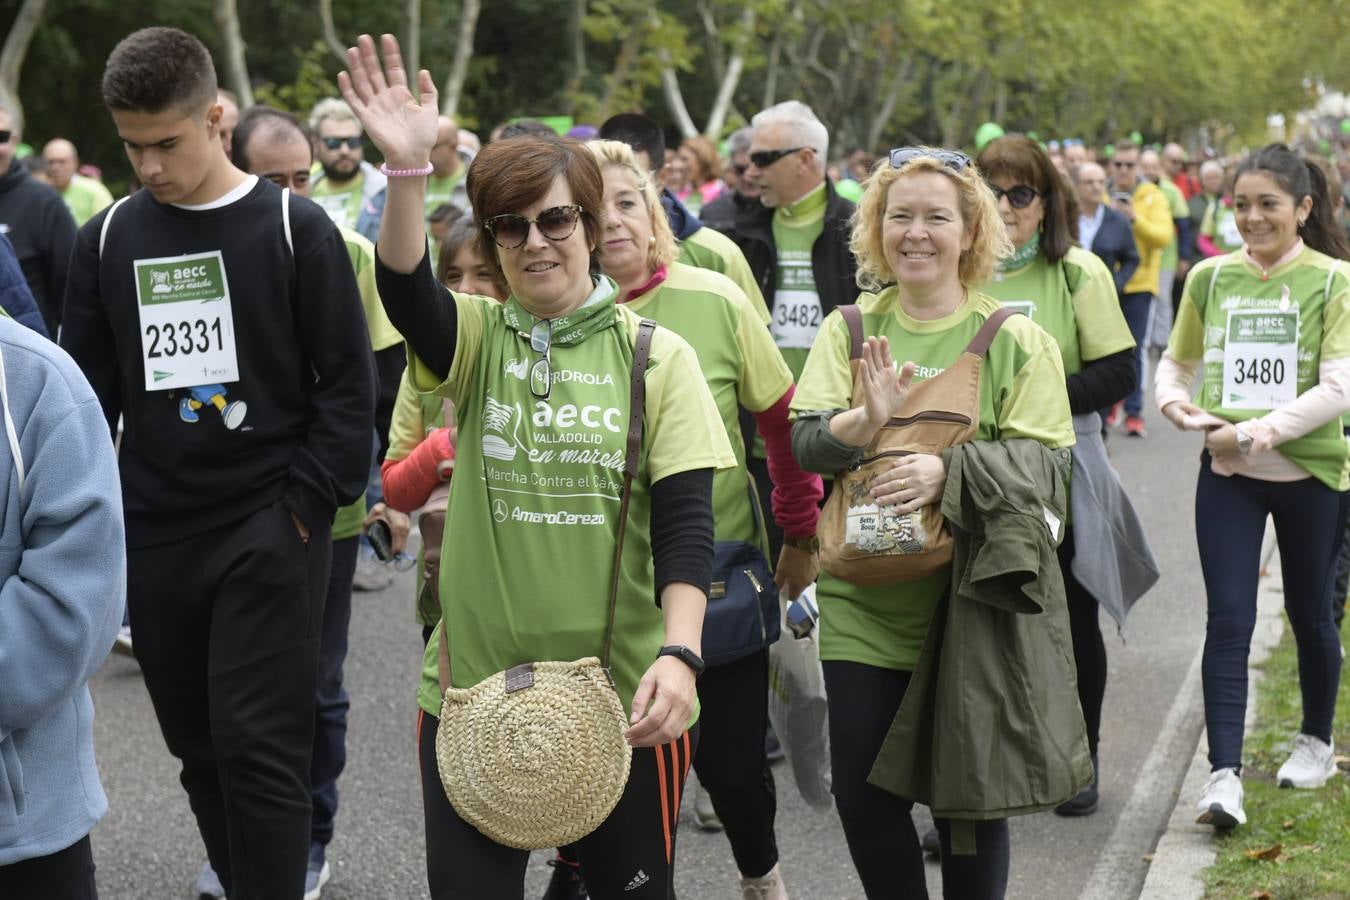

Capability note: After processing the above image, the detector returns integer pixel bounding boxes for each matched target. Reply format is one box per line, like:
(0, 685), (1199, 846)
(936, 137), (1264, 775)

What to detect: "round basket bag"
(434, 656), (632, 849)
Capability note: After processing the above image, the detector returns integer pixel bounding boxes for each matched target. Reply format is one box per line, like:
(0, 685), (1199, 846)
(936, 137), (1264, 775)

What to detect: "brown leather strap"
(838, 305), (864, 360)
(963, 306), (1017, 358)
(438, 319), (658, 691)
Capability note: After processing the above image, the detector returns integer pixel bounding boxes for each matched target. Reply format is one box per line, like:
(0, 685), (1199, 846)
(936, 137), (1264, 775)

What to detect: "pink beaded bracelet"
(379, 162), (434, 178)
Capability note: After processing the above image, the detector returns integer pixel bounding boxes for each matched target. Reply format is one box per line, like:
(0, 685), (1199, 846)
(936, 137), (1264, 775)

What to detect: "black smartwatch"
(657, 644), (706, 677)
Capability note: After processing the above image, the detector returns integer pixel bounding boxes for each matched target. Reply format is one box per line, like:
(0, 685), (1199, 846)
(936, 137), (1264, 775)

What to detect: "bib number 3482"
(134, 251), (240, 391)
(1221, 309), (1298, 410)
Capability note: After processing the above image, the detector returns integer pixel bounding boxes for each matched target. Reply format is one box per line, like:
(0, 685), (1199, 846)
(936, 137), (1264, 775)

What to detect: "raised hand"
(337, 34), (439, 169)
(859, 337), (916, 429)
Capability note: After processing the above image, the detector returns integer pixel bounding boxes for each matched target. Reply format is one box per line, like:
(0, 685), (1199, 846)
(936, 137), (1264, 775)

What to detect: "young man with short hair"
(60, 27), (375, 900)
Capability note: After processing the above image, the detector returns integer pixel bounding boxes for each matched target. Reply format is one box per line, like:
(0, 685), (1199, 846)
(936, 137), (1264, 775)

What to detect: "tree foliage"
(2, 0), (1346, 185)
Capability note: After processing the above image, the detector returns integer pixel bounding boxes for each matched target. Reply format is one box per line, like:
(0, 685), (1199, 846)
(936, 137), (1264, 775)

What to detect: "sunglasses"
(484, 204), (583, 250)
(889, 147), (971, 172)
(0, 130), (11, 144)
(321, 136), (362, 151)
(749, 147), (805, 169)
(987, 183), (1041, 209)
(527, 318), (552, 400)
(1111, 160), (1136, 169)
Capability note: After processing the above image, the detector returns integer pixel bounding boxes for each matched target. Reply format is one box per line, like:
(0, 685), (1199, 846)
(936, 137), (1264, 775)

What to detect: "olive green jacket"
(867, 439), (1091, 850)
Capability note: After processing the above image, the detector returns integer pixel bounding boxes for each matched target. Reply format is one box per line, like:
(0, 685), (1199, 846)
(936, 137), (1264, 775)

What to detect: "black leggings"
(691, 648), (778, 878)
(0, 834), (97, 900)
(821, 660), (1009, 900)
(1060, 527), (1106, 758)
(418, 710), (698, 899)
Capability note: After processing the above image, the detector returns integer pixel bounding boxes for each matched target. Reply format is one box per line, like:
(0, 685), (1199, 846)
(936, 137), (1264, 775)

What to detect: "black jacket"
(0, 160), (77, 335)
(725, 179), (860, 319)
(700, 190), (758, 234)
(1087, 205), (1140, 298)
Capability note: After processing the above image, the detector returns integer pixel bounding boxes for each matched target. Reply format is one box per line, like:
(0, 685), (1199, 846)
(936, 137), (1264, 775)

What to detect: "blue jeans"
(1195, 455), (1346, 771)
(1119, 292), (1153, 417)
(311, 536), (360, 848)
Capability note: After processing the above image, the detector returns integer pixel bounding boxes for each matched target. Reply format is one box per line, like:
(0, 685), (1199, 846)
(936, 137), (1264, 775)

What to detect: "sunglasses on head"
(748, 147), (804, 169)
(321, 136), (362, 151)
(484, 204), (584, 251)
(0, 130), (11, 144)
(987, 183), (1041, 209)
(889, 147), (971, 172)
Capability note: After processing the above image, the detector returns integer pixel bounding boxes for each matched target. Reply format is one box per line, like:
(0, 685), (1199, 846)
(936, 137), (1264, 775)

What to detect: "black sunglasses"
(0, 130), (11, 144)
(749, 147), (805, 169)
(484, 205), (584, 251)
(988, 183), (1041, 209)
(889, 147), (971, 172)
(321, 136), (362, 151)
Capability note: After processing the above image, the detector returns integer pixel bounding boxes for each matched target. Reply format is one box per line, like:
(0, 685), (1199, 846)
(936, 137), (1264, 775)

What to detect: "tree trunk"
(0, 0), (49, 127)
(317, 0), (348, 63)
(441, 0), (482, 117)
(402, 0), (421, 77)
(703, 7), (755, 138)
(599, 11), (650, 122)
(213, 0), (254, 108)
(564, 0), (587, 98)
(659, 68), (699, 139)
(761, 28), (782, 110)
(866, 58), (914, 151)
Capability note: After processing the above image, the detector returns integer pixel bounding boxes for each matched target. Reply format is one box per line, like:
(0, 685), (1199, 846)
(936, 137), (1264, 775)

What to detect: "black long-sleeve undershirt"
(374, 248), (457, 381)
(1067, 347), (1136, 415)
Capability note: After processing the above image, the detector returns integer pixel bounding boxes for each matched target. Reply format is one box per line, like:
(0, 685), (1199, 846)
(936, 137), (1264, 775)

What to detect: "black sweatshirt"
(61, 178), (375, 549)
(0, 160), (77, 336)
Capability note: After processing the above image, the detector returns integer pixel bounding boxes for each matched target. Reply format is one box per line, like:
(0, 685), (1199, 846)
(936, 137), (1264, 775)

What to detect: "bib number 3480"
(134, 250), (240, 391)
(1221, 309), (1298, 410)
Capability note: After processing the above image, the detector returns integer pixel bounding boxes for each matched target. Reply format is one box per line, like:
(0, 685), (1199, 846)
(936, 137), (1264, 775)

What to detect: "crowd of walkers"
(1, 23), (1349, 900)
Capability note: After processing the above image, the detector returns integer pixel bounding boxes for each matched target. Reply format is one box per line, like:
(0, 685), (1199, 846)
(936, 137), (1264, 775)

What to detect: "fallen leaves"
(1245, 843), (1283, 862)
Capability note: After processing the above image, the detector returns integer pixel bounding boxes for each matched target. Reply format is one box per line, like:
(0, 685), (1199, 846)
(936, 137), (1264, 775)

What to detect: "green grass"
(1203, 625), (1350, 900)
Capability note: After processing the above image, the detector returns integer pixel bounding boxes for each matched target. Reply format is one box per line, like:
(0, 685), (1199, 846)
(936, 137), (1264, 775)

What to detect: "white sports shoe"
(1277, 733), (1336, 789)
(1194, 767), (1246, 828)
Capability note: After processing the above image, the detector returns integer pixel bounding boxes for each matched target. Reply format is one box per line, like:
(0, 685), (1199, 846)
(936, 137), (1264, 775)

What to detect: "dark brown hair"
(1234, 144), (1350, 262)
(102, 27), (218, 116)
(436, 217), (507, 297)
(977, 134), (1078, 262)
(466, 134), (605, 282)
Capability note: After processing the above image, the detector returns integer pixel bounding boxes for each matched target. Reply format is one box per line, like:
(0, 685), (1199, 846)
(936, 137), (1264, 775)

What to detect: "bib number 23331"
(1221, 309), (1298, 410)
(134, 251), (240, 391)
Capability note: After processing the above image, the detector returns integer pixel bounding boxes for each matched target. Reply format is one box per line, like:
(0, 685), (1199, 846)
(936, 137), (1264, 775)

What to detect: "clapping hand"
(337, 34), (439, 170)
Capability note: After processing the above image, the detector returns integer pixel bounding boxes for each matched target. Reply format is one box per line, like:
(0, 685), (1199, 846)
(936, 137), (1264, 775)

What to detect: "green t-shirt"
(412, 282), (735, 717)
(982, 246), (1136, 376)
(59, 175), (115, 227)
(626, 262), (793, 545)
(331, 227), (404, 540)
(1169, 247), (1350, 489)
(424, 172), (466, 218)
(1158, 178), (1188, 271)
(1201, 201), (1244, 254)
(791, 288), (1074, 670)
(677, 227), (770, 325)
(770, 183), (829, 380)
(309, 174), (365, 230)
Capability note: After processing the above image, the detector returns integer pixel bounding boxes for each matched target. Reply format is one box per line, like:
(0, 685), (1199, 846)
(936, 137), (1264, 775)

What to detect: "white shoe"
(111, 625), (135, 658)
(303, 859), (330, 900)
(1277, 733), (1336, 788)
(739, 862), (789, 900)
(351, 552), (395, 592)
(1194, 767), (1246, 828)
(193, 861), (226, 899)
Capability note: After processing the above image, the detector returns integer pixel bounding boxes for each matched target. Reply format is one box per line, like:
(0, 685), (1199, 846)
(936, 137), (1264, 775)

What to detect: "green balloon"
(1104, 144), (1115, 157)
(1341, 119), (1350, 136)
(1130, 131), (1143, 144)
(14, 142), (32, 160)
(974, 122), (1005, 152)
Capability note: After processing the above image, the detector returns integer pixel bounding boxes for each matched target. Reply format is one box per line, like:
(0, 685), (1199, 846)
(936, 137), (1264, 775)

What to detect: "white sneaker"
(739, 863), (789, 900)
(303, 859), (330, 900)
(111, 625), (135, 658)
(1277, 733), (1336, 788)
(193, 861), (226, 899)
(1194, 767), (1246, 828)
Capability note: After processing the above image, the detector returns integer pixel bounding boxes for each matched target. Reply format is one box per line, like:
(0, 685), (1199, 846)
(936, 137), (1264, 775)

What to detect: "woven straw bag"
(433, 320), (657, 850)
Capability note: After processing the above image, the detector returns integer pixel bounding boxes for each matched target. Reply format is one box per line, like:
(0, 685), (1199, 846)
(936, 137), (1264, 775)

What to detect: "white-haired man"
(308, 98), (386, 244)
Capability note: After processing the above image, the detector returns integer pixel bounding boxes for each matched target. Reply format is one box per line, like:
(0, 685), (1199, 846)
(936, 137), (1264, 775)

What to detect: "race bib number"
(135, 251), (240, 391)
(1000, 299), (1036, 320)
(771, 290), (824, 350)
(314, 192), (355, 228)
(1221, 309), (1297, 410)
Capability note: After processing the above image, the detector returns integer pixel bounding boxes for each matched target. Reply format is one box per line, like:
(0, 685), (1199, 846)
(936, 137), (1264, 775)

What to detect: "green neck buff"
(998, 233), (1041, 274)
(501, 279), (618, 347)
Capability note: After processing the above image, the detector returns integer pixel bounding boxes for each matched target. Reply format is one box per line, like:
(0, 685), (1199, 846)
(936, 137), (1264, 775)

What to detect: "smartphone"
(368, 519), (393, 561)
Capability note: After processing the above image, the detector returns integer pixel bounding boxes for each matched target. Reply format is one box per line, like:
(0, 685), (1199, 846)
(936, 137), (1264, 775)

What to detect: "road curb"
(1133, 533), (1286, 900)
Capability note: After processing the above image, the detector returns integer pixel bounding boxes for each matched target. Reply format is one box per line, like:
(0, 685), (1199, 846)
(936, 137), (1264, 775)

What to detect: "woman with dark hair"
(976, 134), (1152, 818)
(341, 34), (734, 898)
(1157, 143), (1350, 830)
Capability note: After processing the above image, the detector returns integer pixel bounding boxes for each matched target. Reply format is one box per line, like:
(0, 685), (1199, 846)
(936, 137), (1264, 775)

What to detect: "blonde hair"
(851, 150), (1012, 291)
(586, 139), (680, 271)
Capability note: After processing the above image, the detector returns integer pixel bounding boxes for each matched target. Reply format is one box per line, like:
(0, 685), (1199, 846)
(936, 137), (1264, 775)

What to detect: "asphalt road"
(88, 388), (1211, 899)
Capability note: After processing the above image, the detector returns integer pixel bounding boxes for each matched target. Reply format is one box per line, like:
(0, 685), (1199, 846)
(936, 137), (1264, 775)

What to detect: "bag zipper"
(744, 568), (767, 641)
(851, 449), (913, 470)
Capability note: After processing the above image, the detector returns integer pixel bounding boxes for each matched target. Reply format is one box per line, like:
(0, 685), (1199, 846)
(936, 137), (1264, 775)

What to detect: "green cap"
(974, 122), (1005, 152)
